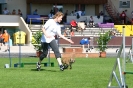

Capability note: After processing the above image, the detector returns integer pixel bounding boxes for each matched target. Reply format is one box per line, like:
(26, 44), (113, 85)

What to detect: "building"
(0, 0), (132, 45)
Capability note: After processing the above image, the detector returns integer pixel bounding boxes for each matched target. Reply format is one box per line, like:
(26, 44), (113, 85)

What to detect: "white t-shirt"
(3, 10), (9, 15)
(77, 11), (82, 16)
(41, 19), (61, 43)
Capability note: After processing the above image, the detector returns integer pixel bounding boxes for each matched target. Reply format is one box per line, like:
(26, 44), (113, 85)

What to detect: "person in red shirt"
(70, 19), (78, 31)
(120, 11), (126, 24)
(70, 20), (77, 27)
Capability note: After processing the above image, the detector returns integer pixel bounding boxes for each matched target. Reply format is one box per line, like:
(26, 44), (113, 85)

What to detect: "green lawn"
(0, 57), (133, 88)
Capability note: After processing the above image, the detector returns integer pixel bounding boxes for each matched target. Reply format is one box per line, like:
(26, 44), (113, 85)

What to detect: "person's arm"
(42, 27), (52, 38)
(58, 33), (74, 44)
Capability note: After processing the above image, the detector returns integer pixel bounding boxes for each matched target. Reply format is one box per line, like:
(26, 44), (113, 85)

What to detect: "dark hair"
(77, 13), (80, 19)
(88, 37), (90, 40)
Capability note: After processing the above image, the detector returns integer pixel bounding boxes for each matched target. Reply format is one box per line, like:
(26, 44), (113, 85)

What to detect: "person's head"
(35, 9), (37, 12)
(4, 30), (7, 33)
(53, 12), (64, 23)
(18, 9), (21, 12)
(71, 29), (74, 32)
(13, 9), (16, 12)
(88, 37), (90, 40)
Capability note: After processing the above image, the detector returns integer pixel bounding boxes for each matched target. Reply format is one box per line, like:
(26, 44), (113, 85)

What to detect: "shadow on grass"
(29, 56), (37, 58)
(31, 69), (58, 72)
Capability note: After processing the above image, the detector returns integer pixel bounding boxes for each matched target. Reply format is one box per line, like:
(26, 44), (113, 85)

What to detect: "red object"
(70, 31), (75, 36)
(70, 20), (77, 27)
(120, 12), (126, 17)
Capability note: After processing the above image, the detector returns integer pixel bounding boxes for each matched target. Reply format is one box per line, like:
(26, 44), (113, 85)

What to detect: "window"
(52, 4), (63, 13)
(75, 4), (85, 11)
(119, 1), (130, 8)
(122, 1), (128, 6)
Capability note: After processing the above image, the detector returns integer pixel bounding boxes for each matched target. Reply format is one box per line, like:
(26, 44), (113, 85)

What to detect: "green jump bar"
(22, 63), (45, 65)
(124, 71), (133, 74)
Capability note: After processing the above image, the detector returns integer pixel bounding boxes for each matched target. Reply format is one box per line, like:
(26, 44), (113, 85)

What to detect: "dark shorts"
(0, 38), (3, 43)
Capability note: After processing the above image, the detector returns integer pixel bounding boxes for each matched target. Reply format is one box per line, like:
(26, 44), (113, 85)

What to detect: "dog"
(62, 49), (75, 69)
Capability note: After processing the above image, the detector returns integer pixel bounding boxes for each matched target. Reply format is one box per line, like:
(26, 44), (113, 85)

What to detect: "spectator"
(3, 8), (10, 15)
(48, 10), (54, 19)
(77, 10), (82, 16)
(33, 9), (38, 15)
(18, 9), (22, 16)
(70, 11), (74, 16)
(70, 19), (77, 27)
(89, 16), (93, 23)
(2, 30), (10, 52)
(131, 11), (133, 21)
(70, 29), (75, 36)
(89, 16), (94, 27)
(0, 31), (3, 50)
(81, 10), (85, 16)
(80, 37), (91, 51)
(76, 12), (80, 19)
(70, 19), (78, 31)
(64, 29), (70, 36)
(12, 9), (16, 15)
(120, 11), (126, 24)
(62, 10), (68, 23)
(99, 11), (104, 16)
(74, 10), (77, 16)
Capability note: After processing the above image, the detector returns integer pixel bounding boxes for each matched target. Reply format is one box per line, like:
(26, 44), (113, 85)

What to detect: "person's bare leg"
(82, 45), (85, 52)
(57, 58), (63, 65)
(88, 44), (90, 49)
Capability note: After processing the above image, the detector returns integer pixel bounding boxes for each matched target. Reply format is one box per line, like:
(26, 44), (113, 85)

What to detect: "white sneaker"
(36, 62), (41, 71)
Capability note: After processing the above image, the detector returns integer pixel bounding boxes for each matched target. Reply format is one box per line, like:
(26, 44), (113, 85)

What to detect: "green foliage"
(32, 31), (42, 51)
(96, 31), (111, 52)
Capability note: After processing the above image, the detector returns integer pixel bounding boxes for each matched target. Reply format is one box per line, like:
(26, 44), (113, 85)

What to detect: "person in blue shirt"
(33, 9), (38, 15)
(80, 37), (90, 52)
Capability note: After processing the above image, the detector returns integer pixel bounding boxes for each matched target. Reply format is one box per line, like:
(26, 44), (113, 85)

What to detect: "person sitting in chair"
(89, 16), (95, 27)
(70, 19), (78, 31)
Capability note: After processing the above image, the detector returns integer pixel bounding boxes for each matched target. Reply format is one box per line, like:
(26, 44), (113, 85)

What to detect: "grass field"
(0, 57), (133, 88)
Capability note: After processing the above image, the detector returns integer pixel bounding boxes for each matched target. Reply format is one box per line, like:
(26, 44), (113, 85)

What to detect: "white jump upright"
(126, 38), (133, 63)
(107, 26), (127, 88)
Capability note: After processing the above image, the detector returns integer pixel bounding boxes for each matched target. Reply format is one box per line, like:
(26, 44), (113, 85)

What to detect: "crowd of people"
(3, 7), (23, 16)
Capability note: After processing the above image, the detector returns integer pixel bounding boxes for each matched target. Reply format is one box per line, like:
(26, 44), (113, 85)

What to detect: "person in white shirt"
(77, 10), (82, 16)
(3, 8), (10, 15)
(36, 12), (74, 71)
